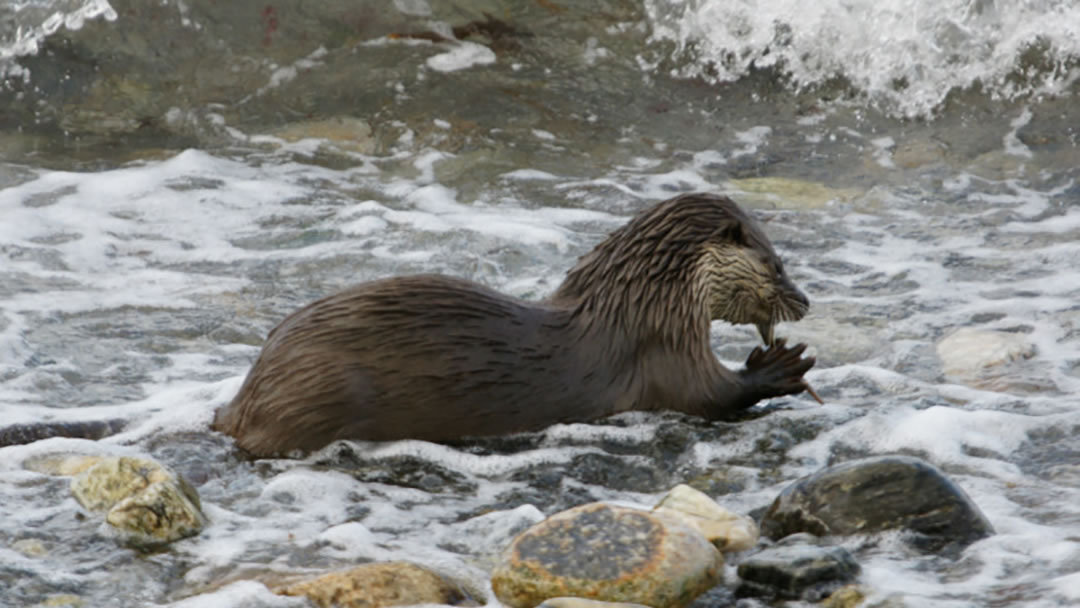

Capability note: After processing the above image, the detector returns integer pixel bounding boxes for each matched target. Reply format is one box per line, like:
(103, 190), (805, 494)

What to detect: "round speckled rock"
(491, 502), (722, 608)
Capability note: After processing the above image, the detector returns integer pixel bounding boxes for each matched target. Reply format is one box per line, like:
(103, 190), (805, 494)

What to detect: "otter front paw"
(741, 338), (816, 402)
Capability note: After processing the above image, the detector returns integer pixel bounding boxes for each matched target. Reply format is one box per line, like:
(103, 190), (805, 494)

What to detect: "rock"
(821, 584), (867, 608)
(759, 455), (994, 554)
(0, 420), (127, 448)
(271, 117), (376, 155)
(24, 454), (105, 477)
(891, 137), (947, 169)
(12, 538), (48, 557)
(491, 502), (722, 608)
(538, 599), (653, 608)
(727, 177), (861, 210)
(936, 328), (1039, 391)
(781, 317), (886, 369)
(653, 484), (759, 553)
(37, 595), (84, 607)
(735, 534), (860, 601)
(275, 561), (471, 607)
(69, 456), (207, 547)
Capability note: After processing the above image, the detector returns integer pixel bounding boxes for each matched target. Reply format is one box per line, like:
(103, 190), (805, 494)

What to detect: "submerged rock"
(821, 584), (868, 608)
(538, 599), (653, 608)
(727, 177), (861, 210)
(653, 484), (759, 553)
(759, 455), (994, 554)
(491, 502), (722, 608)
(274, 561), (471, 608)
(735, 534), (860, 601)
(69, 456), (207, 547)
(936, 328), (1040, 392)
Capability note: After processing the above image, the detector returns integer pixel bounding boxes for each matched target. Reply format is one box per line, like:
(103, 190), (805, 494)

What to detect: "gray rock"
(759, 455), (994, 554)
(491, 502), (722, 608)
(736, 534), (860, 601)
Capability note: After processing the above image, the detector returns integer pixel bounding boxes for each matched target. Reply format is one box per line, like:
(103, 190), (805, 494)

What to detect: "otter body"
(213, 193), (815, 457)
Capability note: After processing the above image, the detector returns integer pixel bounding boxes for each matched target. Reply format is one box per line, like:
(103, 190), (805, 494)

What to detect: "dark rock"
(0, 419), (127, 447)
(736, 534), (860, 601)
(759, 455), (994, 554)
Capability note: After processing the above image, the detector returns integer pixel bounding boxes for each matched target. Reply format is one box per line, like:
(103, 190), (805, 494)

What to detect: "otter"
(211, 193), (816, 457)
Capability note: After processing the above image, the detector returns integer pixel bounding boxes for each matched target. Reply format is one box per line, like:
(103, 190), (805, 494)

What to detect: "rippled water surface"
(1, 1), (1080, 607)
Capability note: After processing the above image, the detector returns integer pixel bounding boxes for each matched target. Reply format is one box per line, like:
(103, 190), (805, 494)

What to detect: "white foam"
(644, 0), (1080, 117)
(1003, 107), (1035, 158)
(255, 47), (328, 96)
(0, 0), (116, 72)
(160, 581), (304, 608)
(315, 438), (602, 478)
(499, 169), (560, 181)
(426, 41), (496, 73)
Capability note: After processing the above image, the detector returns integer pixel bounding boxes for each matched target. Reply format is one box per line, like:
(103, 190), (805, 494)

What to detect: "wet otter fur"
(212, 193), (815, 457)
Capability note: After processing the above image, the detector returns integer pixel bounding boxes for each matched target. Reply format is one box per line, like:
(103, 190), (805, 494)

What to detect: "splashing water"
(644, 0), (1080, 117)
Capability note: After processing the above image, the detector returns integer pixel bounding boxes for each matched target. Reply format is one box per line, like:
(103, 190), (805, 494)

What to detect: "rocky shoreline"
(16, 447), (993, 607)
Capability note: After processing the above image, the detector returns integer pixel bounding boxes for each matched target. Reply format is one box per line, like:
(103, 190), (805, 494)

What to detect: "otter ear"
(716, 218), (747, 246)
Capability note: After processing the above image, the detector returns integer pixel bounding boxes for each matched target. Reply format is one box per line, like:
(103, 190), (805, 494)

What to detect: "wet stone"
(653, 484), (759, 553)
(821, 584), (868, 608)
(538, 599), (654, 608)
(759, 455), (994, 554)
(68, 456), (207, 547)
(936, 328), (1042, 392)
(274, 561), (471, 607)
(314, 450), (478, 495)
(491, 502), (722, 608)
(736, 534), (860, 601)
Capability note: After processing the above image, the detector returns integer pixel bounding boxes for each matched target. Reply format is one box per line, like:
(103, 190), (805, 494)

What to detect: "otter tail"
(0, 419), (128, 448)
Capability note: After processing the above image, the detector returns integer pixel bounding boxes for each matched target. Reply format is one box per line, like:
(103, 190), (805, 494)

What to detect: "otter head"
(701, 226), (809, 346)
(553, 193), (809, 347)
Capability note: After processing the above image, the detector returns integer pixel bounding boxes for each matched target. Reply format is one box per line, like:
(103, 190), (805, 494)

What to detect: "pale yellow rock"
(779, 317), (884, 368)
(727, 177), (860, 210)
(38, 595), (83, 607)
(272, 117), (376, 154)
(275, 561), (469, 608)
(822, 585), (867, 608)
(22, 454), (105, 477)
(105, 478), (207, 546)
(653, 484), (759, 553)
(12, 538), (48, 557)
(69, 456), (207, 546)
(936, 328), (1046, 392)
(70, 456), (172, 512)
(937, 328), (1035, 377)
(538, 599), (654, 608)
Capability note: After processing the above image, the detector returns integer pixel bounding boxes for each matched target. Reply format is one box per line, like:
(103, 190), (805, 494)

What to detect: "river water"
(1, 1), (1079, 606)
